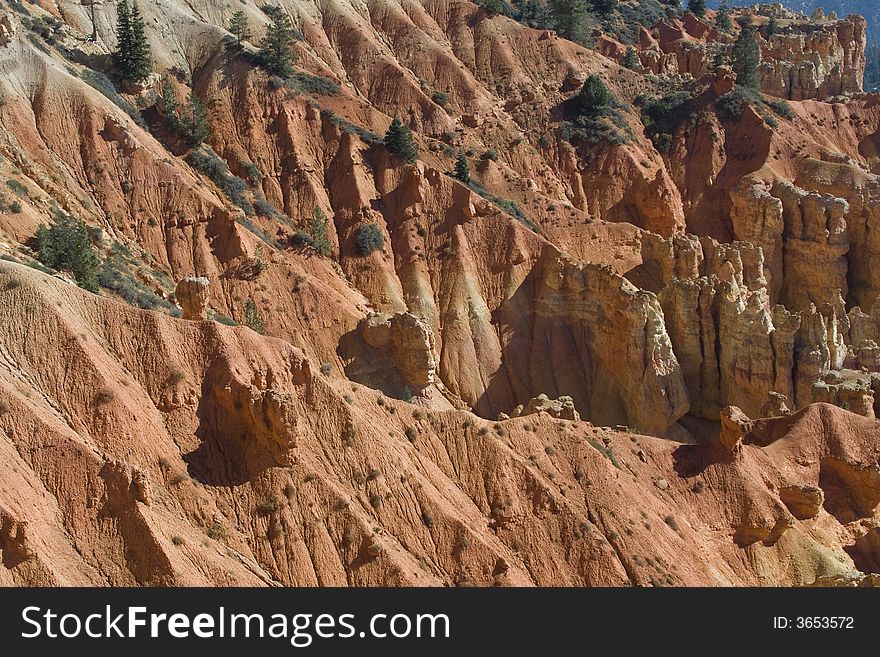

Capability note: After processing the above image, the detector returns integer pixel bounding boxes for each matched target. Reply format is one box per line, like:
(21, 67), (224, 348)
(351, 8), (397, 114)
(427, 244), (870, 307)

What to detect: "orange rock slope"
(0, 1), (878, 585)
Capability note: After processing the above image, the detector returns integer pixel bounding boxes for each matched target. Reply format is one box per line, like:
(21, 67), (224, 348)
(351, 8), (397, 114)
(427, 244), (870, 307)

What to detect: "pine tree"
(257, 5), (298, 77)
(308, 207), (332, 256)
(517, 0), (541, 26)
(550, 0), (591, 45)
(229, 9), (251, 47)
(159, 76), (180, 130)
(578, 75), (611, 115)
(180, 90), (210, 146)
(454, 151), (470, 184)
(112, 0), (131, 75)
(621, 47), (640, 70)
(766, 15), (778, 38)
(687, 0), (705, 18)
(384, 117), (419, 163)
(716, 2), (732, 32)
(125, 1), (152, 82)
(732, 24), (761, 90)
(34, 212), (99, 293)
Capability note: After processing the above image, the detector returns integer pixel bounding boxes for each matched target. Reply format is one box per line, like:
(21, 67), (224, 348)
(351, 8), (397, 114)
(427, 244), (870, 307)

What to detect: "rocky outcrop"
(525, 248), (689, 435)
(511, 394), (581, 421)
(0, 15), (14, 47)
(773, 181), (849, 312)
(759, 13), (867, 100)
(779, 484), (824, 520)
(634, 230), (880, 420)
(358, 312), (438, 392)
(653, 9), (866, 101)
(175, 277), (210, 320)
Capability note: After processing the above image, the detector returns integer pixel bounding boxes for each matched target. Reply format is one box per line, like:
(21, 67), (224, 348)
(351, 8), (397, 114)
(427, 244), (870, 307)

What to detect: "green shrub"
(639, 90), (695, 151)
(243, 297), (265, 334)
(33, 211), (99, 292)
(578, 76), (612, 115)
(355, 223), (384, 255)
(480, 149), (498, 161)
(765, 97), (795, 120)
(294, 207), (332, 255)
(621, 47), (641, 70)
(5, 179), (27, 197)
(431, 90), (449, 107)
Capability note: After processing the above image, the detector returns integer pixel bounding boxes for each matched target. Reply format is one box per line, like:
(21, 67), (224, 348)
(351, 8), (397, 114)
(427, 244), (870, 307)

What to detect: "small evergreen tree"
(34, 211), (99, 293)
(384, 117), (419, 163)
(716, 2), (732, 31)
(179, 90), (210, 146)
(355, 223), (384, 255)
(112, 0), (131, 75)
(308, 207), (332, 256)
(159, 76), (180, 130)
(766, 15), (778, 38)
(732, 24), (761, 90)
(622, 47), (641, 70)
(578, 75), (611, 115)
(517, 0), (541, 26)
(229, 9), (251, 47)
(243, 297), (265, 334)
(687, 0), (705, 18)
(113, 1), (151, 83)
(257, 5), (298, 77)
(454, 151), (470, 184)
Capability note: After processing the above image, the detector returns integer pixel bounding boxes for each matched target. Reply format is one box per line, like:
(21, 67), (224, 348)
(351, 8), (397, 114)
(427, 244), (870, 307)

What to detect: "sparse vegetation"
(0, 399), (10, 415)
(112, 0), (152, 83)
(243, 297), (265, 334)
(256, 498), (281, 515)
(33, 210), (99, 293)
(80, 69), (146, 127)
(588, 437), (621, 469)
(293, 207), (332, 255)
(228, 9), (252, 48)
(286, 71), (340, 96)
(453, 151), (470, 184)
(206, 522), (227, 541)
(466, 180), (539, 232)
(384, 117), (419, 163)
(355, 223), (384, 255)
(5, 179), (27, 197)
(257, 5), (301, 77)
(171, 535), (185, 546)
